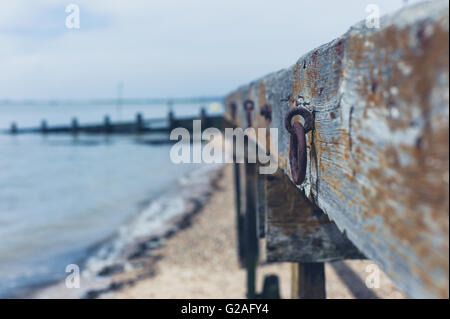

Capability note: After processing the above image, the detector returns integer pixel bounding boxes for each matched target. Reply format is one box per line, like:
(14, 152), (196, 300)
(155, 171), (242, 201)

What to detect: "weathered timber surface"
(266, 170), (364, 262)
(224, 1), (449, 298)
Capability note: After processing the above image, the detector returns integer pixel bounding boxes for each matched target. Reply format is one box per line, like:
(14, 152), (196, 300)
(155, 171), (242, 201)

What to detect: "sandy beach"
(92, 164), (407, 299)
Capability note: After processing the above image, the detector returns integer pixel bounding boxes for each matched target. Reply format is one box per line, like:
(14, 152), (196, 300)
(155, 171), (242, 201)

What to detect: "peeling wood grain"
(224, 1), (449, 298)
(266, 171), (364, 262)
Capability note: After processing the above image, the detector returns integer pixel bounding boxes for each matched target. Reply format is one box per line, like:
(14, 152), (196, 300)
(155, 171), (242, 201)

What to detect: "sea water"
(0, 103), (222, 297)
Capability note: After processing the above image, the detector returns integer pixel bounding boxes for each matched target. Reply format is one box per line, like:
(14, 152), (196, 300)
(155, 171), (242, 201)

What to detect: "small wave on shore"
(30, 163), (224, 299)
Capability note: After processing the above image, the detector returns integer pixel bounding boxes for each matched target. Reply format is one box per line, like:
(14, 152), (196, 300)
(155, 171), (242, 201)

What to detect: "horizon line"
(0, 96), (225, 106)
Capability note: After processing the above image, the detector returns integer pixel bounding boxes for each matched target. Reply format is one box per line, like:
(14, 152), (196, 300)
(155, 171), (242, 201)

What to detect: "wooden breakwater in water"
(226, 1), (449, 299)
(6, 108), (224, 135)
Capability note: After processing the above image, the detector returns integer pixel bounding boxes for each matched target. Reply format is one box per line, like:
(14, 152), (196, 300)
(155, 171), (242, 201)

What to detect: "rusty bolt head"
(243, 100), (255, 111)
(260, 104), (272, 122)
(243, 100), (255, 128)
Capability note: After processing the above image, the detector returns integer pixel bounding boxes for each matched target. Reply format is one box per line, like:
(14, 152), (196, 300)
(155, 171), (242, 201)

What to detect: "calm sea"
(0, 102), (222, 297)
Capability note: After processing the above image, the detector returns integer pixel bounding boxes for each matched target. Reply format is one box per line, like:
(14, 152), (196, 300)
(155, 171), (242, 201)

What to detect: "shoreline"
(29, 164), (224, 299)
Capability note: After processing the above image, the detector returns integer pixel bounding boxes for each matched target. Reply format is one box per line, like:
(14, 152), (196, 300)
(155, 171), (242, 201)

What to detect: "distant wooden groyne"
(6, 108), (223, 135)
(0, 96), (223, 106)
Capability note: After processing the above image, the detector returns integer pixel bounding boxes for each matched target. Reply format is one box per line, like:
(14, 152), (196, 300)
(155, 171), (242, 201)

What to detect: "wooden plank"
(266, 170), (364, 262)
(224, 1), (449, 298)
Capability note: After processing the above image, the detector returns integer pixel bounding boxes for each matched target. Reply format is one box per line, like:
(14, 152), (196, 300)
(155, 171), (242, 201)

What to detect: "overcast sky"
(0, 0), (426, 99)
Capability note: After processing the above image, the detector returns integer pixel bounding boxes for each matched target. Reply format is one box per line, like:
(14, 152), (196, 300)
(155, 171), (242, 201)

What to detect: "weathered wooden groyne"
(226, 1), (449, 298)
(7, 109), (223, 135)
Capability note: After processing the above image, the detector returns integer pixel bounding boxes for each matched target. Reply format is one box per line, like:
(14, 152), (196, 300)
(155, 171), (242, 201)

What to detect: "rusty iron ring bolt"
(243, 100), (255, 128)
(260, 104), (272, 122)
(284, 107), (313, 185)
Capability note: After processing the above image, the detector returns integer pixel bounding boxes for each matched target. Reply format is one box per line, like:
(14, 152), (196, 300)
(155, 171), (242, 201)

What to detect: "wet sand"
(104, 164), (407, 299)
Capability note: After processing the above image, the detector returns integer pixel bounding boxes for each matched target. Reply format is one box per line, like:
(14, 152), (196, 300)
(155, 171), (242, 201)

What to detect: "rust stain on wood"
(266, 171), (364, 262)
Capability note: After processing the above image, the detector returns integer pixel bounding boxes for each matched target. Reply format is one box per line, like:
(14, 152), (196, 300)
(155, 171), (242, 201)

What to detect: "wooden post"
(233, 133), (244, 266)
(10, 122), (17, 134)
(200, 107), (208, 127)
(135, 112), (143, 133)
(104, 115), (111, 133)
(256, 166), (266, 238)
(291, 263), (326, 299)
(41, 120), (48, 134)
(261, 274), (280, 299)
(168, 110), (175, 131)
(71, 117), (78, 135)
(244, 135), (259, 299)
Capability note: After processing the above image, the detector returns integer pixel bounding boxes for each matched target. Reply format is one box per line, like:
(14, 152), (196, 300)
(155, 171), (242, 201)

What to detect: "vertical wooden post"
(291, 262), (326, 299)
(136, 112), (143, 133)
(10, 122), (17, 134)
(200, 107), (208, 127)
(233, 160), (244, 266)
(256, 168), (265, 238)
(41, 120), (48, 134)
(262, 274), (281, 299)
(168, 110), (175, 131)
(104, 115), (111, 133)
(256, 124), (271, 238)
(244, 135), (259, 299)
(71, 117), (79, 134)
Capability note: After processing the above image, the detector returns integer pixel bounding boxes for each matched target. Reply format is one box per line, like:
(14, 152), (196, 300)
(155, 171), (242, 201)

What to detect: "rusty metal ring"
(284, 107), (313, 134)
(243, 100), (255, 111)
(285, 107), (313, 185)
(288, 122), (308, 185)
(243, 100), (255, 128)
